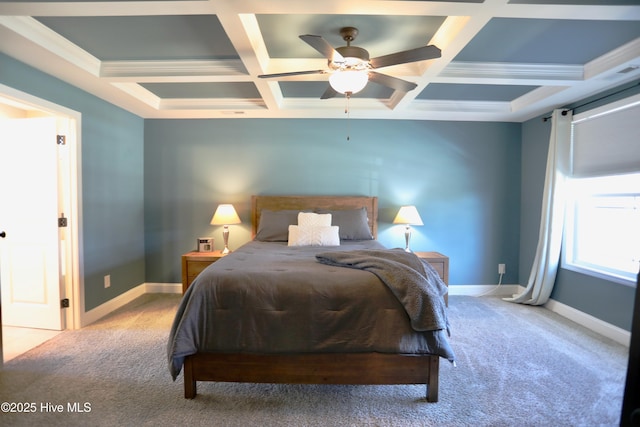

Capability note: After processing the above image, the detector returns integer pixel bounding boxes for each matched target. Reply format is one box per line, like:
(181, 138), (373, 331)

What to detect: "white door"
(0, 117), (63, 330)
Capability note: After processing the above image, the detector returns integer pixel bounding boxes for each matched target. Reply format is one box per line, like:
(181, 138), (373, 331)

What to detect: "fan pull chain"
(345, 92), (352, 141)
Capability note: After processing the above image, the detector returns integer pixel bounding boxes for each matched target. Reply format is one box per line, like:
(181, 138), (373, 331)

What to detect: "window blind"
(571, 93), (640, 177)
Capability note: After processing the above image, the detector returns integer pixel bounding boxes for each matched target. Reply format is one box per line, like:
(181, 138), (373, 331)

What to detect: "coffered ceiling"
(0, 0), (639, 122)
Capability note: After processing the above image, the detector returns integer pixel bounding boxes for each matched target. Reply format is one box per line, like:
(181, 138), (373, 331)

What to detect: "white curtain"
(504, 109), (572, 305)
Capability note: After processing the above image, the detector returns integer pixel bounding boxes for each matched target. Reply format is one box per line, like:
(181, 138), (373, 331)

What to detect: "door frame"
(0, 83), (83, 330)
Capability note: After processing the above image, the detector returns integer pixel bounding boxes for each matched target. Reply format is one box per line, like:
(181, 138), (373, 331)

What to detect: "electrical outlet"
(498, 264), (506, 275)
(104, 274), (111, 288)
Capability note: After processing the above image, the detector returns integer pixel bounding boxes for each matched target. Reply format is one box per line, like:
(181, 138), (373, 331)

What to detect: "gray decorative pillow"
(254, 210), (300, 241)
(316, 207), (373, 240)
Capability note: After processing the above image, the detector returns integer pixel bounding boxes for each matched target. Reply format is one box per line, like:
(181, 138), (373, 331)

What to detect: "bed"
(168, 195), (454, 402)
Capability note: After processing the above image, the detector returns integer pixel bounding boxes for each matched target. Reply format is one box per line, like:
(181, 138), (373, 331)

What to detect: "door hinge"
(57, 135), (66, 145)
(61, 298), (70, 308)
(58, 213), (68, 228)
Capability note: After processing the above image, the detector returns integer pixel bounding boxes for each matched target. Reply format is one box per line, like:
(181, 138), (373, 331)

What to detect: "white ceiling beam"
(436, 62), (584, 85)
(0, 2), (214, 16)
(1, 0), (639, 122)
(392, 14), (490, 110)
(100, 60), (248, 80)
(584, 38), (640, 80)
(4, 0), (636, 20)
(160, 98), (266, 111)
(0, 16), (100, 76)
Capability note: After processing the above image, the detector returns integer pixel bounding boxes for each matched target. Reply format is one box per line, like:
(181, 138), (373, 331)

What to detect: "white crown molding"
(160, 98), (267, 110)
(510, 85), (569, 112)
(1, 2), (638, 121)
(584, 37), (640, 80)
(0, 1), (214, 17)
(438, 61), (584, 84)
(281, 96), (390, 112)
(110, 83), (162, 109)
(100, 59), (248, 79)
(412, 99), (511, 114)
(0, 16), (100, 76)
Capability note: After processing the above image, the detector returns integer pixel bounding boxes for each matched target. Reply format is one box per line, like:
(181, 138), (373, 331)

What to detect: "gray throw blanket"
(316, 249), (449, 333)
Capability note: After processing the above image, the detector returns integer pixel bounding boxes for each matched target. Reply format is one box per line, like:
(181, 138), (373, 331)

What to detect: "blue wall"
(519, 81), (640, 330)
(144, 118), (522, 286)
(0, 53), (145, 311)
(6, 49), (633, 332)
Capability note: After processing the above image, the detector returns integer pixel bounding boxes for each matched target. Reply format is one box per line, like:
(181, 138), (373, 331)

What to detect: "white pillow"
(298, 212), (332, 227)
(288, 225), (340, 246)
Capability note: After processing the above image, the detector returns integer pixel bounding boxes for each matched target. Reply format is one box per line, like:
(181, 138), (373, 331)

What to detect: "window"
(563, 173), (640, 286)
(562, 93), (640, 287)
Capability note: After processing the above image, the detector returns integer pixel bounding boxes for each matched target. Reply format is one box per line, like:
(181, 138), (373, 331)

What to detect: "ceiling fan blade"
(299, 34), (345, 63)
(320, 85), (338, 100)
(368, 71), (417, 92)
(370, 45), (441, 69)
(258, 70), (326, 79)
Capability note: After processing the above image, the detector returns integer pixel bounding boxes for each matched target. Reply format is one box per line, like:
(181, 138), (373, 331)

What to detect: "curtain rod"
(542, 80), (640, 122)
(542, 109), (570, 122)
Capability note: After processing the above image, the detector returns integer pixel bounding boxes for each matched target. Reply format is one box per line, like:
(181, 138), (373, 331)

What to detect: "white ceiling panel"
(0, 0), (638, 121)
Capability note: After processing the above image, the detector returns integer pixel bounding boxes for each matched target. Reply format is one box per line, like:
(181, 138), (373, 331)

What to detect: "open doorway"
(0, 84), (83, 364)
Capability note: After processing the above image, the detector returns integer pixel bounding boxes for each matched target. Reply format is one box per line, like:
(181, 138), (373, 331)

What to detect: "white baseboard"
(448, 284), (520, 297)
(544, 298), (631, 347)
(144, 282), (182, 294)
(450, 284), (630, 347)
(82, 284), (147, 327)
(82, 282), (630, 347)
(81, 282), (181, 327)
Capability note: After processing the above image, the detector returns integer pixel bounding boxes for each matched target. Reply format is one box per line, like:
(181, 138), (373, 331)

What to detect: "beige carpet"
(0, 294), (629, 426)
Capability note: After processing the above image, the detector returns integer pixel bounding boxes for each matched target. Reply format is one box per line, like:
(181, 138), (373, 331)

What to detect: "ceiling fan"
(258, 27), (441, 99)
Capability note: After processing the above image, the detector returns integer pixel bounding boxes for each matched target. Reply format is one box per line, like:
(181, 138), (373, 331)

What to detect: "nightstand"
(181, 250), (225, 294)
(414, 251), (449, 305)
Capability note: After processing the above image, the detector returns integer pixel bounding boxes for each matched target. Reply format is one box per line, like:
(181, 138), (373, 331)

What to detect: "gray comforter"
(168, 240), (455, 380)
(315, 248), (449, 333)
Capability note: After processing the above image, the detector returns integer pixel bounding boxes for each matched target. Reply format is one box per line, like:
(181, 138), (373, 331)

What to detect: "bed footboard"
(183, 352), (440, 402)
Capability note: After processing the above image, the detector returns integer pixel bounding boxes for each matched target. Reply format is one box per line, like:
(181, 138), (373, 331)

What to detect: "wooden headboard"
(251, 195), (378, 239)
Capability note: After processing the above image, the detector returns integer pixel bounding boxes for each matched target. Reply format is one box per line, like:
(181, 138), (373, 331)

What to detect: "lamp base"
(404, 225), (412, 252)
(222, 225), (232, 255)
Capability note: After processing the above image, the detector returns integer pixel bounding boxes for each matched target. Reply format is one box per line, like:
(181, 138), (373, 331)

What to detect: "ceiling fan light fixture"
(329, 69), (369, 95)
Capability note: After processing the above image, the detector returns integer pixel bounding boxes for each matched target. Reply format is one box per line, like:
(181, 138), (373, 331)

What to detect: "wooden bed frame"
(182, 195), (442, 402)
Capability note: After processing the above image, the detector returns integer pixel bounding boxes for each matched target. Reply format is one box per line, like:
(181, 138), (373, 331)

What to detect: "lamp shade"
(393, 205), (424, 225)
(329, 69), (369, 95)
(210, 204), (241, 225)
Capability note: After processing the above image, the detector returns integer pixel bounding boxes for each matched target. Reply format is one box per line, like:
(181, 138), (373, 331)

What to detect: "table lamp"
(392, 205), (423, 252)
(211, 204), (241, 254)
